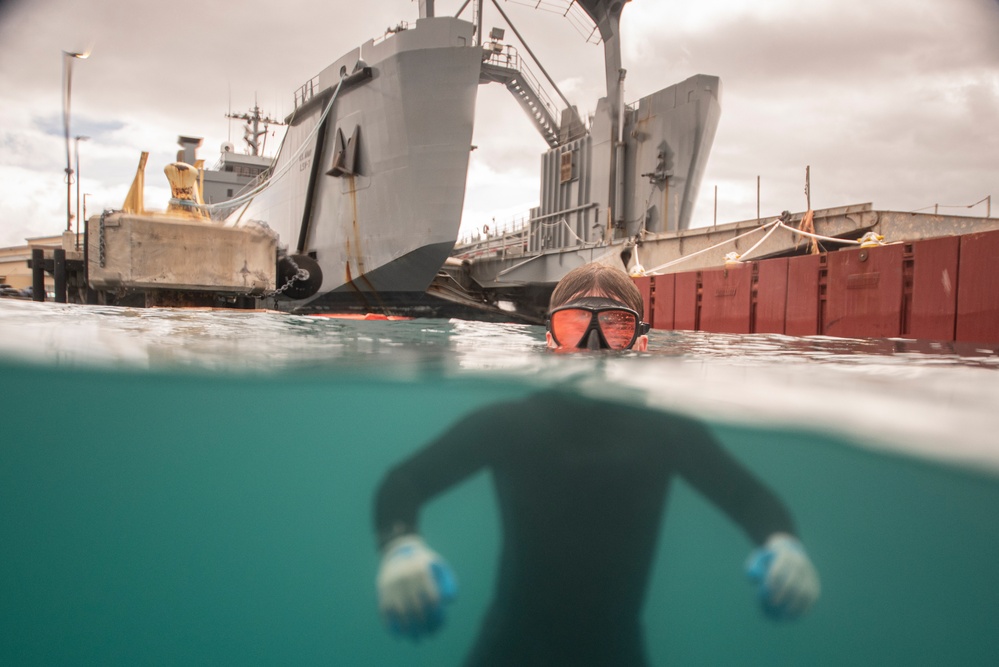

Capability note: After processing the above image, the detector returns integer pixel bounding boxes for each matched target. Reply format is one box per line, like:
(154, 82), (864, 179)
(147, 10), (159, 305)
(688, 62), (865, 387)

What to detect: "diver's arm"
(374, 407), (497, 547)
(672, 419), (820, 620)
(671, 418), (796, 542)
(372, 403), (503, 640)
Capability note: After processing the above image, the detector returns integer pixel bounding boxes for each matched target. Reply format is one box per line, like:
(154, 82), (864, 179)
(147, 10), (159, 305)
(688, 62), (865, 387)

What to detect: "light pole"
(75, 135), (89, 241)
(63, 49), (90, 232)
(80, 193), (93, 249)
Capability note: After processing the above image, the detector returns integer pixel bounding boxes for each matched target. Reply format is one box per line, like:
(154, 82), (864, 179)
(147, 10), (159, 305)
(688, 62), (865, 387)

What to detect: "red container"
(753, 258), (789, 334)
(674, 272), (699, 331)
(639, 228), (997, 343)
(956, 229), (999, 343)
(651, 274), (676, 330)
(700, 264), (752, 333)
(785, 254), (823, 336)
(909, 236), (960, 341)
(825, 244), (905, 338)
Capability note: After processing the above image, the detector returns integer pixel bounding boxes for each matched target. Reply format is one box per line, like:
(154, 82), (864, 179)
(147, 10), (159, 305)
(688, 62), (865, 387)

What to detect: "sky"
(0, 0), (996, 248)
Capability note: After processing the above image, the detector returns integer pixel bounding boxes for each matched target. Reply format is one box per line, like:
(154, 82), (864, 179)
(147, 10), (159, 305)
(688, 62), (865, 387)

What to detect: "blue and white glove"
(745, 533), (820, 620)
(376, 534), (458, 640)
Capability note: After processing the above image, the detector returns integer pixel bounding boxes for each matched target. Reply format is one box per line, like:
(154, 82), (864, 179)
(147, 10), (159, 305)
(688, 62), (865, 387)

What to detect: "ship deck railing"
(455, 220), (531, 261)
(293, 75), (320, 110)
(292, 19), (412, 111)
(454, 210), (608, 261)
(371, 20), (411, 47)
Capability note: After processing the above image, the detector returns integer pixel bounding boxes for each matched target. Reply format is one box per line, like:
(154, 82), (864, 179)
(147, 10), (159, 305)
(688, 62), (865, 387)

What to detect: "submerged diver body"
(373, 264), (819, 666)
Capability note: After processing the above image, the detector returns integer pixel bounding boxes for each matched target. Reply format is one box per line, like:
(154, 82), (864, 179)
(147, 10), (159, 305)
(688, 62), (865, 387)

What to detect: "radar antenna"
(226, 100), (286, 156)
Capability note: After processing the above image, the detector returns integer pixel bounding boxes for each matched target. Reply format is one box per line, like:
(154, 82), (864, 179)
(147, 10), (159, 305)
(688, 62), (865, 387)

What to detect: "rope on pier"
(642, 213), (888, 276)
(643, 223), (774, 274)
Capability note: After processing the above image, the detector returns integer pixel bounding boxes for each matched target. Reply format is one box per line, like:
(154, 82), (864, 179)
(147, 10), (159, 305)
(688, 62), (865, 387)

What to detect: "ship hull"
(237, 17), (482, 313)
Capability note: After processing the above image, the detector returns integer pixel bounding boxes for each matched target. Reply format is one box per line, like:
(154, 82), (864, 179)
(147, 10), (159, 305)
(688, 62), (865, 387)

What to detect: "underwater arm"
(673, 419), (820, 620)
(372, 405), (498, 640)
(374, 408), (496, 546)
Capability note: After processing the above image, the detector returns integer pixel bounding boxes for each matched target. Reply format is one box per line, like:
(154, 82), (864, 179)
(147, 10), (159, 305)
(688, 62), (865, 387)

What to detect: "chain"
(98, 212), (107, 268)
(260, 255), (311, 298)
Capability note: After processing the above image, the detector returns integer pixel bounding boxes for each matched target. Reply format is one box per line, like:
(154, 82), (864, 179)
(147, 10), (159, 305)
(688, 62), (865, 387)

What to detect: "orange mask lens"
(597, 309), (638, 349)
(550, 308), (594, 348)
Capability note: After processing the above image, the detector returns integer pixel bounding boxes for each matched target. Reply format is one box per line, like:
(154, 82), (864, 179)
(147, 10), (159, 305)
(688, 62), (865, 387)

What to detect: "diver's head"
(545, 263), (650, 352)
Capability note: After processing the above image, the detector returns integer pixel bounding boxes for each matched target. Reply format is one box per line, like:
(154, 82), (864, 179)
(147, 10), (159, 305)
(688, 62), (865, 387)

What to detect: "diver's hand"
(376, 534), (457, 640)
(746, 533), (820, 620)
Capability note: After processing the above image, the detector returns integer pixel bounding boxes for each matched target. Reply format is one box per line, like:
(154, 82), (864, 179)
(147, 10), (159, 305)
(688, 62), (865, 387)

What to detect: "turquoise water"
(2, 299), (999, 665)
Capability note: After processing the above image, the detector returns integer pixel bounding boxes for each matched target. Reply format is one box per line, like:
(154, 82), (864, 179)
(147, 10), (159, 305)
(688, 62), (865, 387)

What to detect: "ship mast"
(226, 103), (286, 156)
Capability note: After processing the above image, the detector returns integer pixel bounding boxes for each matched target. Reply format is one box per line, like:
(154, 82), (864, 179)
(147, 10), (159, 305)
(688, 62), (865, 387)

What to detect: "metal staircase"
(480, 45), (562, 149)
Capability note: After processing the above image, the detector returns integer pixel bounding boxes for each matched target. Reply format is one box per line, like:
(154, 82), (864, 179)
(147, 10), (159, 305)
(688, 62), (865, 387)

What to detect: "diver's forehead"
(562, 294), (628, 308)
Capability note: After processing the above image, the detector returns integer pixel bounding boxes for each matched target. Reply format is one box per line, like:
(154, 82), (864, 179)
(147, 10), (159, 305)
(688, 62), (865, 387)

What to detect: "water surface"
(2, 299), (998, 665)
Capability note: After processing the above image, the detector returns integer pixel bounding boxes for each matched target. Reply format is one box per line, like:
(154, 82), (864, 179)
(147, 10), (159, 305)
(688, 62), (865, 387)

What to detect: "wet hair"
(548, 263), (644, 318)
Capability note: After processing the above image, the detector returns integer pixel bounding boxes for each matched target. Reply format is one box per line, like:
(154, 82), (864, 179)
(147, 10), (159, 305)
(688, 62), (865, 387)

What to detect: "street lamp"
(80, 193), (93, 250)
(63, 49), (90, 232)
(75, 135), (89, 241)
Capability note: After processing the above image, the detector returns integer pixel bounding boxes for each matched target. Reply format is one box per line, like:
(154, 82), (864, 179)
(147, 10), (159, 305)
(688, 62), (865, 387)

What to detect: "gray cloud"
(0, 0), (996, 246)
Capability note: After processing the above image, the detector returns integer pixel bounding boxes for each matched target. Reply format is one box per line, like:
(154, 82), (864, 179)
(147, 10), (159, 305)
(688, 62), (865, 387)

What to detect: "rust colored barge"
(634, 228), (999, 344)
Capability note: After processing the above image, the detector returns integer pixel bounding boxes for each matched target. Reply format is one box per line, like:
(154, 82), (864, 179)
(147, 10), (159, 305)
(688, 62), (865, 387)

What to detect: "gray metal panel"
(588, 97), (615, 233)
(532, 134), (597, 251)
(626, 74), (721, 234)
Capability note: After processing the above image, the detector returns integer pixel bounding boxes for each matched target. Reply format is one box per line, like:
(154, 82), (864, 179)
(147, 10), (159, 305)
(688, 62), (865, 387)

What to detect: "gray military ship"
(223, 0), (721, 319)
(231, 3), (484, 313)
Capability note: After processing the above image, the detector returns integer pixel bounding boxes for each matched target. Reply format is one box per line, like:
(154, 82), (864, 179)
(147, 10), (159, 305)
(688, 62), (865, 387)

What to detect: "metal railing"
(483, 44), (560, 127)
(294, 76), (319, 110)
(455, 203), (607, 260)
(503, 0), (602, 44)
(909, 195), (991, 218)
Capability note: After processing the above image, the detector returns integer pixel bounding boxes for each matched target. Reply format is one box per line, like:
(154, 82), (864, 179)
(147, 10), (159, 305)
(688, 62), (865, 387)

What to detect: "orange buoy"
(308, 313), (413, 321)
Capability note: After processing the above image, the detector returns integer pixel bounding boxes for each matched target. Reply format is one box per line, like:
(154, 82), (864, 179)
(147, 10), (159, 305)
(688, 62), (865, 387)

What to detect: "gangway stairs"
(480, 44), (567, 149)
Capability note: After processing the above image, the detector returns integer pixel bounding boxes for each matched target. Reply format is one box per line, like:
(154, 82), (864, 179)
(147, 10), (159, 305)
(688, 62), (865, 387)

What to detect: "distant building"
(0, 233), (73, 292)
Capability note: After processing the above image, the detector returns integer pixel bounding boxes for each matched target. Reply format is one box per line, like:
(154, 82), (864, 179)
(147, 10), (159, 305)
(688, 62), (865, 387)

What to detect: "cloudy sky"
(0, 0), (996, 248)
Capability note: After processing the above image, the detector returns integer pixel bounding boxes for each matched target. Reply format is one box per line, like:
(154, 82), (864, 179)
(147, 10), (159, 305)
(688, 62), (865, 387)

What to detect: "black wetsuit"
(374, 391), (796, 667)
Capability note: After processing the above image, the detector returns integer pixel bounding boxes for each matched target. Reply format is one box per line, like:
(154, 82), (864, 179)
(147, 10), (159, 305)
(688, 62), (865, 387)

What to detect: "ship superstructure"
(443, 0), (722, 319)
(176, 124), (275, 221)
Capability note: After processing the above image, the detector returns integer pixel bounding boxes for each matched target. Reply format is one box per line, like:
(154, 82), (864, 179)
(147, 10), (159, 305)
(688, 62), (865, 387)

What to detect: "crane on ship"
(419, 1), (627, 153)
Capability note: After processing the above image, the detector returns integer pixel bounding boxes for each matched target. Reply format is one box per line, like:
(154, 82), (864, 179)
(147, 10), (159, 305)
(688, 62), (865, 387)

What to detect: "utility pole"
(62, 49), (89, 231)
(75, 135), (89, 240)
(80, 193), (92, 249)
(757, 175), (761, 224)
(805, 165), (811, 211)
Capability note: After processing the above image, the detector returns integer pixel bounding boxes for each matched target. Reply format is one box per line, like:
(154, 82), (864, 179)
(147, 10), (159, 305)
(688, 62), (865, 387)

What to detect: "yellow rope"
(797, 210), (819, 254)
